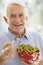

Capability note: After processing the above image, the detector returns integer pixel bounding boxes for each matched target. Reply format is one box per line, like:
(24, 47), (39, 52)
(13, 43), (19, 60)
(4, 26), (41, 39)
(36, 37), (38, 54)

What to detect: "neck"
(8, 28), (25, 38)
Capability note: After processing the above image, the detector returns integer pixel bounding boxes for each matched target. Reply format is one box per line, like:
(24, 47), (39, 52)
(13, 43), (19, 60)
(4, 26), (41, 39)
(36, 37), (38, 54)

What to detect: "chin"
(13, 29), (21, 32)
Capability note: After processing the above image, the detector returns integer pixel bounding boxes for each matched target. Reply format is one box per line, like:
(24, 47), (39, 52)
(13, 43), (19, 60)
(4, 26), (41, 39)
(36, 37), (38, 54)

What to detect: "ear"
(3, 16), (8, 24)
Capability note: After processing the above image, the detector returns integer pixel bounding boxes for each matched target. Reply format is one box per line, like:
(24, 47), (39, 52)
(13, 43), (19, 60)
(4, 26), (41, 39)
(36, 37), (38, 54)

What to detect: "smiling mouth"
(13, 24), (23, 26)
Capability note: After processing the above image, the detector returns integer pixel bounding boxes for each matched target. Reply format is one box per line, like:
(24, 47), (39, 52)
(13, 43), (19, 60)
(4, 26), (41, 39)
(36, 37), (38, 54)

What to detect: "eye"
(10, 14), (16, 18)
(19, 14), (23, 17)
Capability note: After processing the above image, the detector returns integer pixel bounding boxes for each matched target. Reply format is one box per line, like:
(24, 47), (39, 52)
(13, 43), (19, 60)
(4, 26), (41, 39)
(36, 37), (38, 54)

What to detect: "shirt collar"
(21, 28), (29, 40)
(6, 28), (28, 40)
(6, 28), (16, 40)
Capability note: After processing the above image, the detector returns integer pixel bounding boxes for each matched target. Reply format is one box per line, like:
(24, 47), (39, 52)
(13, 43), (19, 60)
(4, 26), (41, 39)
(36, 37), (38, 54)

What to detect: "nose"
(15, 16), (20, 23)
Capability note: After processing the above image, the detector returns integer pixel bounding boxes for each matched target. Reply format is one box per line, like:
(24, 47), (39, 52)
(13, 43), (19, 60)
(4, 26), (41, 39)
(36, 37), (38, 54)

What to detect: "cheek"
(21, 17), (26, 24)
(7, 18), (15, 27)
(7, 21), (12, 27)
(8, 19), (14, 25)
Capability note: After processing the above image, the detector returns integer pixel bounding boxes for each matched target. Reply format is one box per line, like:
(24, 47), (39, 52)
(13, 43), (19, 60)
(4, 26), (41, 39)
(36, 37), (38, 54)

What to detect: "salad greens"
(17, 44), (39, 54)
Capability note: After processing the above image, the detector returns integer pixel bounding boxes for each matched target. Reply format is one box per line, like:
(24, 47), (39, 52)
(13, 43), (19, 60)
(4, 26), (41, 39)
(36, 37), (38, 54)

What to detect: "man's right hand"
(0, 54), (5, 65)
(0, 42), (15, 63)
(0, 63), (3, 65)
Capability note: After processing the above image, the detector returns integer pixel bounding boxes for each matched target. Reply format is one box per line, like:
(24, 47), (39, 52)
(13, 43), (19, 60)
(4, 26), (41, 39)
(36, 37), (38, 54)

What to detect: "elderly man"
(0, 0), (43, 65)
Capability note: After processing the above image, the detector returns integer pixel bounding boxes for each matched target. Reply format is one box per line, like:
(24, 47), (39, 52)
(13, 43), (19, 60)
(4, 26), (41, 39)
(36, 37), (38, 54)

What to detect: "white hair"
(3, 0), (28, 17)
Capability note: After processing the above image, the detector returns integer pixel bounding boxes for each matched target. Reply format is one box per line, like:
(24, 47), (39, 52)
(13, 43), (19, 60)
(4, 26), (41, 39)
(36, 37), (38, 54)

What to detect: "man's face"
(5, 4), (27, 34)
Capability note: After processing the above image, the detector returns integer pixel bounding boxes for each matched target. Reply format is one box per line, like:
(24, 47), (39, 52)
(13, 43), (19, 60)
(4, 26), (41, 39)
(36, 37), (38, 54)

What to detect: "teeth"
(15, 24), (22, 26)
(13, 24), (23, 26)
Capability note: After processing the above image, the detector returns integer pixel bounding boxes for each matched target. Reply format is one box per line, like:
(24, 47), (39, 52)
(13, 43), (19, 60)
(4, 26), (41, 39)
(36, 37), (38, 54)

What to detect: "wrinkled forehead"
(7, 3), (26, 15)
(7, 3), (25, 11)
(4, 2), (28, 17)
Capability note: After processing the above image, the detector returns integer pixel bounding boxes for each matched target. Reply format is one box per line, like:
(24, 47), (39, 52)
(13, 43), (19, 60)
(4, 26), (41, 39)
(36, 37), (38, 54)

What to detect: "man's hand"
(20, 53), (40, 65)
(0, 42), (15, 62)
(21, 58), (40, 65)
(0, 55), (5, 65)
(39, 61), (43, 65)
(0, 63), (3, 65)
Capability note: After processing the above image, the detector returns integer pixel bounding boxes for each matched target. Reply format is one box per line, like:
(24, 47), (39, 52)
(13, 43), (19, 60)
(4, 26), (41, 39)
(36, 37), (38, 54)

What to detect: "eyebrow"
(10, 13), (24, 16)
(10, 14), (16, 17)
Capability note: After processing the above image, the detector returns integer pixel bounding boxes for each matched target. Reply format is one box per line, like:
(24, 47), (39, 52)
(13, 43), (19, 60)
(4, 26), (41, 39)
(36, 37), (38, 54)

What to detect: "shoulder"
(29, 31), (41, 38)
(0, 31), (10, 44)
(26, 28), (42, 40)
(0, 31), (7, 39)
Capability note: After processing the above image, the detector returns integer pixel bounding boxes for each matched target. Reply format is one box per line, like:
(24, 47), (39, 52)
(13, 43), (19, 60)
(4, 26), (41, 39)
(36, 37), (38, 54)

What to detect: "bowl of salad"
(17, 44), (40, 64)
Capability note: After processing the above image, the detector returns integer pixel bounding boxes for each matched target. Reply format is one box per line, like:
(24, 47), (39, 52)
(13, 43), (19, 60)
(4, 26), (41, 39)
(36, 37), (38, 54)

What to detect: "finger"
(2, 48), (14, 60)
(32, 57), (40, 65)
(20, 58), (33, 65)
